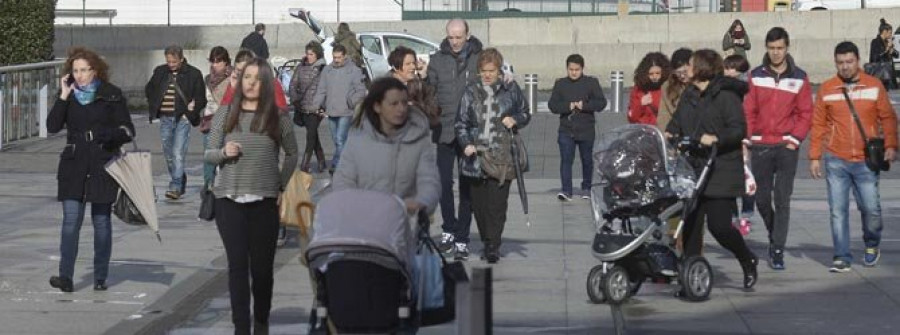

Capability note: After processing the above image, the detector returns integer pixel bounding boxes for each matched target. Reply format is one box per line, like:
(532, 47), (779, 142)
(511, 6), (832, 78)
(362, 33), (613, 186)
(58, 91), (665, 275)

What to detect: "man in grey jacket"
(313, 44), (366, 173)
(425, 18), (485, 259)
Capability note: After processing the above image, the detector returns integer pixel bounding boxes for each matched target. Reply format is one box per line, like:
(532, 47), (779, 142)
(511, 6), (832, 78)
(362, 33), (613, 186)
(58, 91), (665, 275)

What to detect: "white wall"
(54, 0), (402, 25)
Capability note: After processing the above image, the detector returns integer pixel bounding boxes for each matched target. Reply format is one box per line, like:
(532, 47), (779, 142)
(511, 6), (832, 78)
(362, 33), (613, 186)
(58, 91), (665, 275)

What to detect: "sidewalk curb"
(104, 242), (304, 335)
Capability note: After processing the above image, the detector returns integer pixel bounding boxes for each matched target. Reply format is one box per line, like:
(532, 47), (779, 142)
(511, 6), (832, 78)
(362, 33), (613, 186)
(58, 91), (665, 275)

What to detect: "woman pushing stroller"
(665, 49), (758, 290)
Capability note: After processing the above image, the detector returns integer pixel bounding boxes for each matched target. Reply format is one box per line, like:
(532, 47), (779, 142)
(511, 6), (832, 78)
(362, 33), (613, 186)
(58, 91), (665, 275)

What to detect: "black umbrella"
(507, 127), (530, 225)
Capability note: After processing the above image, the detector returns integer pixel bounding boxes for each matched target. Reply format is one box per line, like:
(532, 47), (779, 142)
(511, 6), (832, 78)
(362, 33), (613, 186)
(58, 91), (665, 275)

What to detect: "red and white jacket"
(743, 55), (814, 147)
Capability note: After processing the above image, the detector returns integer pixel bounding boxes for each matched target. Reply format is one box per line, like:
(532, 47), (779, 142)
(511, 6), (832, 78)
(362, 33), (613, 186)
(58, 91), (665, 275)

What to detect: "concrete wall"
(54, 8), (900, 96)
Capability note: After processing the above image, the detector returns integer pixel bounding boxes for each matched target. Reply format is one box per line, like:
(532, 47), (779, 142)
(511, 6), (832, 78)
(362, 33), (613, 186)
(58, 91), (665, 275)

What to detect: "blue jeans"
(825, 153), (883, 263)
(437, 142), (473, 243)
(202, 132), (216, 188)
(160, 115), (191, 193)
(558, 132), (593, 196)
(59, 200), (112, 281)
(327, 116), (352, 169)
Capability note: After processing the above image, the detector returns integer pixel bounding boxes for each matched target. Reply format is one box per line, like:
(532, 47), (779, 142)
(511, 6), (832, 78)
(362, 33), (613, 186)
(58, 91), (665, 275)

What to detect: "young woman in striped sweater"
(204, 58), (298, 334)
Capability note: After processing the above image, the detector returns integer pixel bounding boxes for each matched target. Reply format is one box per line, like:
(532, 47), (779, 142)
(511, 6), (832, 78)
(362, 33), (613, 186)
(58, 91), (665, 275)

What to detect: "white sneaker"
(557, 192), (572, 201)
(438, 232), (455, 254)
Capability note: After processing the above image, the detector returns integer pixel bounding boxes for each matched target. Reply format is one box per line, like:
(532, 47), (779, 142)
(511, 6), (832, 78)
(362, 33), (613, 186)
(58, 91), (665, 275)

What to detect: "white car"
(793, 0), (900, 10)
(289, 8), (439, 80)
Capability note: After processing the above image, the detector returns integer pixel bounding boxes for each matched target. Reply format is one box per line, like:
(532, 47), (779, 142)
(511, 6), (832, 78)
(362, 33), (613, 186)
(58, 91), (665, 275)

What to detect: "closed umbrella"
(104, 143), (161, 242)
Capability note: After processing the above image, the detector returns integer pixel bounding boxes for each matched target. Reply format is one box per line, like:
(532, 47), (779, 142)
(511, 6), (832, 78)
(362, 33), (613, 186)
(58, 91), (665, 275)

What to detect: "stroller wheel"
(679, 256), (713, 302)
(602, 265), (631, 305)
(586, 265), (607, 304)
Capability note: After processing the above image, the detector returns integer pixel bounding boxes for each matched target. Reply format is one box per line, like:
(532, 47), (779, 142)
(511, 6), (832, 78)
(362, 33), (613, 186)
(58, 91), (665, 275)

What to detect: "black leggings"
(301, 113), (323, 156)
(215, 197), (280, 332)
(683, 197), (755, 262)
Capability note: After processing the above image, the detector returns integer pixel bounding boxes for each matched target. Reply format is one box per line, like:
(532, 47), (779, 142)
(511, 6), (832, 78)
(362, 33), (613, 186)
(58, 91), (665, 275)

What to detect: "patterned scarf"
(207, 65), (232, 89)
(73, 79), (100, 106)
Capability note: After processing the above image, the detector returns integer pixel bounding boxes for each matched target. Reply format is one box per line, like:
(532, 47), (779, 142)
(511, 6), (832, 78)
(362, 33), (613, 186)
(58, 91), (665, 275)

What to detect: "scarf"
(73, 79), (100, 106)
(207, 65), (232, 89)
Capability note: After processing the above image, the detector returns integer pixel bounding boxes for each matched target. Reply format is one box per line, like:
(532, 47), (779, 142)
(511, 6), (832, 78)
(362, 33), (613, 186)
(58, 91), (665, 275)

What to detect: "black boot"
(740, 255), (758, 289)
(49, 276), (73, 293)
(482, 243), (500, 264)
(300, 151), (312, 172)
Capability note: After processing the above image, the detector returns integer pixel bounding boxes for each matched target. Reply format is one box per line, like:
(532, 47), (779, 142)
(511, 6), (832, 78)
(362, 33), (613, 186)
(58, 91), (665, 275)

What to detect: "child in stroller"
(305, 189), (462, 334)
(586, 124), (715, 304)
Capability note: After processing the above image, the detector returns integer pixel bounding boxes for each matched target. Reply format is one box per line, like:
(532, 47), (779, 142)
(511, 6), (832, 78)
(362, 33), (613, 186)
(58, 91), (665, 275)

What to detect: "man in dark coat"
(240, 23), (270, 60)
(548, 54), (607, 201)
(144, 45), (207, 200)
(426, 18), (484, 260)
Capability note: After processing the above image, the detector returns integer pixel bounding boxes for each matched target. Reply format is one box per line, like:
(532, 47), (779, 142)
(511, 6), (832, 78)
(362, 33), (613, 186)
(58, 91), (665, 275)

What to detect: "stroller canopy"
(307, 189), (415, 266)
(593, 124), (696, 215)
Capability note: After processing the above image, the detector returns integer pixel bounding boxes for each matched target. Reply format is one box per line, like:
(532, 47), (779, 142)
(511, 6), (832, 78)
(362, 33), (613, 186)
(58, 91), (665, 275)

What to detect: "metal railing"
(0, 60), (64, 150)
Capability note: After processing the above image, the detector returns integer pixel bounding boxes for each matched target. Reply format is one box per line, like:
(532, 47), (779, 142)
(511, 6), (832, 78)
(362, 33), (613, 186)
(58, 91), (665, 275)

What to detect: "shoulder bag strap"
(840, 86), (870, 141)
(169, 73), (191, 105)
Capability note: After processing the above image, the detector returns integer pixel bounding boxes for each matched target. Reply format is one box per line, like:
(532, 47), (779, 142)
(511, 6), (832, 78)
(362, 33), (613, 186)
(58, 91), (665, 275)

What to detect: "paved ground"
(1, 93), (900, 334)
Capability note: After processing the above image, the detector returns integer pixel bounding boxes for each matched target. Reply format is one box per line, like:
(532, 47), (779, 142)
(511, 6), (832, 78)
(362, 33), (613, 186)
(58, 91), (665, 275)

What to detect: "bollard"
(524, 74), (538, 114)
(609, 70), (624, 113)
(456, 267), (492, 335)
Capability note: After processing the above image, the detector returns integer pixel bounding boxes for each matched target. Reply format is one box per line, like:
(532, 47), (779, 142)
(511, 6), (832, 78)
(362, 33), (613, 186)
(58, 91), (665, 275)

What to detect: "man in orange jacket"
(809, 41), (898, 273)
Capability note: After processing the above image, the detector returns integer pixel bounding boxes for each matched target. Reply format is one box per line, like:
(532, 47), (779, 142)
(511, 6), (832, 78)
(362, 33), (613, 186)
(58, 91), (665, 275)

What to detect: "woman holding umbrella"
(47, 47), (135, 292)
(456, 48), (530, 264)
(204, 58), (298, 334)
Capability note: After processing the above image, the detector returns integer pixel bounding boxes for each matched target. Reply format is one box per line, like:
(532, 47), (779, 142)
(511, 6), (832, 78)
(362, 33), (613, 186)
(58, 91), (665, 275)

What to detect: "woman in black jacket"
(666, 49), (758, 290)
(456, 48), (531, 263)
(869, 18), (898, 89)
(289, 41), (327, 172)
(46, 47), (135, 293)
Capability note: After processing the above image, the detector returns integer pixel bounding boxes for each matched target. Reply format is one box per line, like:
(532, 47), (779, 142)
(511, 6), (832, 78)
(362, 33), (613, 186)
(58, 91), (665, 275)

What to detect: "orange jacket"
(809, 73), (898, 162)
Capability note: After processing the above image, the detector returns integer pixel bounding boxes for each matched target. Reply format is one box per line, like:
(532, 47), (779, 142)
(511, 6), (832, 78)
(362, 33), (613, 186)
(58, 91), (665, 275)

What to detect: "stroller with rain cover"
(305, 189), (464, 334)
(586, 124), (716, 304)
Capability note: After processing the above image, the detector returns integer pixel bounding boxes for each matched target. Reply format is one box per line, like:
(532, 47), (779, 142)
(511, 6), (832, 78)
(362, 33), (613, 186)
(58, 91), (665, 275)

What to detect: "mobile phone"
(65, 73), (75, 87)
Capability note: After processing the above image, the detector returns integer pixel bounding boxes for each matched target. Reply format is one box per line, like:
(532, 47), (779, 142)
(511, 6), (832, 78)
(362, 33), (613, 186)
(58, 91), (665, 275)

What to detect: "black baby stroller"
(306, 189), (465, 334)
(586, 124), (716, 304)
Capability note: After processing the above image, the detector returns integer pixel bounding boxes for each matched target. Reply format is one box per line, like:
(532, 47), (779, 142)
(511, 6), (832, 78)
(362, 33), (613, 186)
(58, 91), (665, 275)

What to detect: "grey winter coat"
(289, 58), (326, 112)
(456, 79), (531, 179)
(426, 36), (484, 144)
(333, 111), (441, 212)
(312, 62), (366, 117)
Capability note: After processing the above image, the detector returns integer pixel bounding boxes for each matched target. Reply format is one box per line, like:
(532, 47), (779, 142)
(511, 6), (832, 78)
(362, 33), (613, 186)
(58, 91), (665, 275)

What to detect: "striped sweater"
(204, 107), (298, 198)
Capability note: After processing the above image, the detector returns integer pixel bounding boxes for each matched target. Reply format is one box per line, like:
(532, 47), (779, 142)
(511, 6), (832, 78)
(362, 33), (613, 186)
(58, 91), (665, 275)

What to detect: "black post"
(484, 267), (492, 335)
(252, 0), (256, 24)
(167, 0), (171, 26)
(82, 0), (86, 27)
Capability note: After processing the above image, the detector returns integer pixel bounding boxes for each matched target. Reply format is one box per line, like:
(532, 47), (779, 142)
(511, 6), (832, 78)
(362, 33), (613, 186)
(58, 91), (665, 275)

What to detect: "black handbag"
(841, 88), (891, 172)
(864, 62), (893, 82)
(292, 108), (306, 127)
(114, 189), (147, 225)
(198, 186), (216, 221)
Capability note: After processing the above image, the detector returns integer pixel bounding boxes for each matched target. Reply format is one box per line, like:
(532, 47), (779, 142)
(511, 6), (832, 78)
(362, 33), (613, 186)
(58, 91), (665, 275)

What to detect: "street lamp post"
(337, 0), (341, 23)
(167, 0), (171, 26)
(82, 0), (86, 26)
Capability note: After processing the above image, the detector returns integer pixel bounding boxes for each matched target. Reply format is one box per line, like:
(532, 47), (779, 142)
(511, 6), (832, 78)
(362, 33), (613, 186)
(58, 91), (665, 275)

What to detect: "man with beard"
(548, 54), (607, 201)
(743, 27), (813, 270)
(809, 41), (897, 272)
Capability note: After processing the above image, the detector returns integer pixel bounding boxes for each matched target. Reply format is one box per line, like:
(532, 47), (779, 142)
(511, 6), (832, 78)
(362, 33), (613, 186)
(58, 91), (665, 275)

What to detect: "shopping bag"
(280, 170), (314, 231)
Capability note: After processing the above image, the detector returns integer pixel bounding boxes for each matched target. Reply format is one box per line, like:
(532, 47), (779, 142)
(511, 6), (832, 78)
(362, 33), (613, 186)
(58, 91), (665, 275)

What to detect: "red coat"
(627, 87), (662, 125)
(221, 80), (289, 113)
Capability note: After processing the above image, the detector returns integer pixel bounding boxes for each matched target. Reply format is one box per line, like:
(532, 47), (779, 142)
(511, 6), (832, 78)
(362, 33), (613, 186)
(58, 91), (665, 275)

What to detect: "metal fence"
(403, 0), (673, 16)
(0, 60), (64, 150)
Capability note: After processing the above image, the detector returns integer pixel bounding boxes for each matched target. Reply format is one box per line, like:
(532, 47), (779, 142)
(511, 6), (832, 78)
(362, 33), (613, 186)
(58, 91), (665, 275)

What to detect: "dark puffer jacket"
(426, 36), (484, 144)
(455, 79), (531, 179)
(47, 82), (135, 203)
(288, 58), (326, 112)
(666, 76), (748, 198)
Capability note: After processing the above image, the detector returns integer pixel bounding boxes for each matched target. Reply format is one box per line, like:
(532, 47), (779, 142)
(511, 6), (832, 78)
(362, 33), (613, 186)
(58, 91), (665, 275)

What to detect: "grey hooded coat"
(332, 111), (441, 212)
